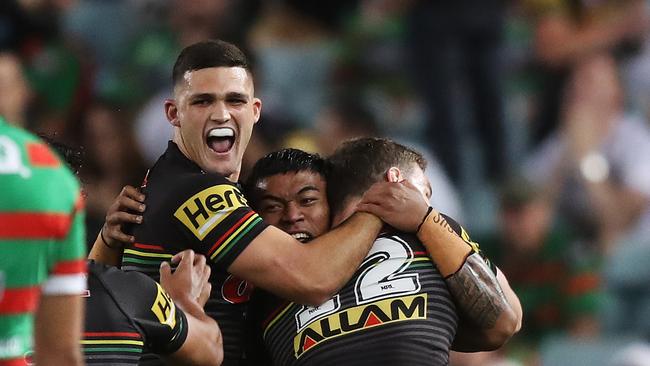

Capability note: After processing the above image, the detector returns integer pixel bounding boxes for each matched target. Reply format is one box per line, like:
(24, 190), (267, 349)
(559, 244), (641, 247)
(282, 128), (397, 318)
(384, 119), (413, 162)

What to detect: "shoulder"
(91, 261), (157, 293)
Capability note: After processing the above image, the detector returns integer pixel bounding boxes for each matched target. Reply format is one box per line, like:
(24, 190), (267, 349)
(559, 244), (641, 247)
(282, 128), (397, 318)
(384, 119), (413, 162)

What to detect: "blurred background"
(2, 0), (650, 364)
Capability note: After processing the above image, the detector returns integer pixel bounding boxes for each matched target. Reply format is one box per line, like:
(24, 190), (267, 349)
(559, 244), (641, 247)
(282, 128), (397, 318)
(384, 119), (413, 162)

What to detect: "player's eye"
(192, 99), (211, 106)
(300, 197), (318, 206)
(261, 203), (282, 213)
(228, 98), (246, 106)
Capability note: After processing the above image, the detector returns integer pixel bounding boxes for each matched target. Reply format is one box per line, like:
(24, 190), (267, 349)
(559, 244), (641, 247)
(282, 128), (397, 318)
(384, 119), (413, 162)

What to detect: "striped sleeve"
(172, 176), (268, 270)
(42, 196), (87, 296)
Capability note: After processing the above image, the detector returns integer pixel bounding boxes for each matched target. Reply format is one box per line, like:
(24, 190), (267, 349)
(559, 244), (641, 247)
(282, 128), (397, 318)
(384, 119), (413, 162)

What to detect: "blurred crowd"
(2, 0), (650, 365)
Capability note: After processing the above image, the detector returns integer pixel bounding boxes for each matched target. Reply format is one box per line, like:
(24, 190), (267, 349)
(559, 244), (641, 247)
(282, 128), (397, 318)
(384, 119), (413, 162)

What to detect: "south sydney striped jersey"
(0, 118), (86, 366)
(121, 142), (268, 365)
(247, 231), (459, 366)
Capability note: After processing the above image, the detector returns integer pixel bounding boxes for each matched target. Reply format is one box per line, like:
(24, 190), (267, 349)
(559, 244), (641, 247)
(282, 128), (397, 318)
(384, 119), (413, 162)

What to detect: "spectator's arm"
(534, 1), (647, 66)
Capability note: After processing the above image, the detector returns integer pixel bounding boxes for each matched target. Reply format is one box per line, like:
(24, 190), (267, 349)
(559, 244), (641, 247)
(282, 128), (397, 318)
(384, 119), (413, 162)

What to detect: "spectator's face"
(167, 67), (261, 180)
(500, 199), (551, 252)
(255, 171), (330, 242)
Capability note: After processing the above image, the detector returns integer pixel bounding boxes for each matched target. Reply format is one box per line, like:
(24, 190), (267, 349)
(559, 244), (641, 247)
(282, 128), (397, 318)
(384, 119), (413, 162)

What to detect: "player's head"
(165, 39), (262, 181)
(245, 148), (331, 242)
(327, 137), (431, 226)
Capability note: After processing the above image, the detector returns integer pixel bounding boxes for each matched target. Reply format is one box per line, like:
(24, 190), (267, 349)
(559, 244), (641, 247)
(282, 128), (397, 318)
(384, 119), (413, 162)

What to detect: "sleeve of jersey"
(133, 280), (189, 355)
(172, 174), (269, 270)
(42, 195), (87, 296)
(441, 213), (497, 275)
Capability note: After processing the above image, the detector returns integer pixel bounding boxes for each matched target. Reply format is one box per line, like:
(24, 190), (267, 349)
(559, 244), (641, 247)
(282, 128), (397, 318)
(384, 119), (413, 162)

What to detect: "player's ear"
(164, 99), (180, 127)
(252, 97), (262, 124)
(386, 167), (402, 182)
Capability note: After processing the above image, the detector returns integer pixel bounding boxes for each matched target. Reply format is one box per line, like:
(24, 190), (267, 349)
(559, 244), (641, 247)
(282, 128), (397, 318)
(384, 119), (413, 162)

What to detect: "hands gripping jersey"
(0, 118), (86, 366)
(121, 142), (268, 365)
(83, 261), (188, 365)
(247, 231), (459, 366)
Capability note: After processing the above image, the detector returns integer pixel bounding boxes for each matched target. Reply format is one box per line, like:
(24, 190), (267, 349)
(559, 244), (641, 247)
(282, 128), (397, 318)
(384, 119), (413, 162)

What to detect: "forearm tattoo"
(431, 212), (455, 235)
(445, 253), (507, 329)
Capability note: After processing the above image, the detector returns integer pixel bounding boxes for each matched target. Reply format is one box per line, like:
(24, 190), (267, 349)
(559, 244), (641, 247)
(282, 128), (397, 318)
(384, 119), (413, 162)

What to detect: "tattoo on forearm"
(431, 212), (455, 235)
(445, 254), (507, 329)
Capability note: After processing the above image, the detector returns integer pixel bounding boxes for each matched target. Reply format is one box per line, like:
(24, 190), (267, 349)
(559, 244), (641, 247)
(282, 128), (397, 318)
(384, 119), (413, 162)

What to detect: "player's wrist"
(99, 228), (123, 250)
(416, 206), (434, 235)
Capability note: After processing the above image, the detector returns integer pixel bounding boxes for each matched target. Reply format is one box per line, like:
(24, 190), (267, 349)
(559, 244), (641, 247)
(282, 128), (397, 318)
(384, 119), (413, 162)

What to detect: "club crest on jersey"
(293, 294), (427, 358)
(174, 185), (248, 240)
(151, 283), (176, 329)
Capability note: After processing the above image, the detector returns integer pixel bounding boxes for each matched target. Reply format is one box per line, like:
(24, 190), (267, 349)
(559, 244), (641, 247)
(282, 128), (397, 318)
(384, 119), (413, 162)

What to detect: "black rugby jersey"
(83, 261), (188, 365)
(247, 231), (459, 366)
(121, 142), (268, 365)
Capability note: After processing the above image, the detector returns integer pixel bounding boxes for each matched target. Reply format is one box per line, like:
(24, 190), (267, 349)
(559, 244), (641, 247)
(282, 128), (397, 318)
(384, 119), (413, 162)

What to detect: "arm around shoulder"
(228, 212), (382, 306)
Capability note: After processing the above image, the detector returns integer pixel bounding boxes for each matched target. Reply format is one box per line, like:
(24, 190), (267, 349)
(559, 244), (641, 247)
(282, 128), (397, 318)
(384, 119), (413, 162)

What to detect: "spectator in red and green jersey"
(477, 176), (603, 359)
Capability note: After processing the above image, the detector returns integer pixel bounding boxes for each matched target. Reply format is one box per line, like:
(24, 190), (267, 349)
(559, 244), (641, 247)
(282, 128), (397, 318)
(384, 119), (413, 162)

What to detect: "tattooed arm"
(451, 267), (522, 351)
(416, 209), (522, 351)
(357, 182), (521, 350)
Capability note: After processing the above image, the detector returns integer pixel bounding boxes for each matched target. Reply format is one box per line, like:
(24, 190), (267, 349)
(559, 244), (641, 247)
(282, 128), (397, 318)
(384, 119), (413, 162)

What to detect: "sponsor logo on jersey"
(293, 294), (427, 358)
(151, 283), (176, 329)
(174, 185), (248, 240)
(0, 335), (25, 359)
(0, 135), (30, 178)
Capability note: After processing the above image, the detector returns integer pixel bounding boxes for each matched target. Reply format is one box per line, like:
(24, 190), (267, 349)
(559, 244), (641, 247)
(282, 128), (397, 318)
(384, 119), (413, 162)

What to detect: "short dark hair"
(39, 134), (84, 175)
(245, 148), (330, 210)
(327, 137), (426, 215)
(172, 39), (251, 87)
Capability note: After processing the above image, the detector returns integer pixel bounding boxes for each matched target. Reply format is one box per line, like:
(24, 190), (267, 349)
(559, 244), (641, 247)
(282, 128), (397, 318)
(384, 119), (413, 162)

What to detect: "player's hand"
(357, 179), (430, 232)
(160, 250), (212, 308)
(101, 185), (146, 247)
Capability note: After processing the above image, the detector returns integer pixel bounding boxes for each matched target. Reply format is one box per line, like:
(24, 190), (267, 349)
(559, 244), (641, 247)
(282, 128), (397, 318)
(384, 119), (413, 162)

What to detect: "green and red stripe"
(0, 212), (72, 240)
(0, 286), (40, 314)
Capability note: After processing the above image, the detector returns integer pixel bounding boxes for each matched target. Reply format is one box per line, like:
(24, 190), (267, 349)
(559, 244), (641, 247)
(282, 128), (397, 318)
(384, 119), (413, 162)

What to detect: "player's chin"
(204, 154), (237, 176)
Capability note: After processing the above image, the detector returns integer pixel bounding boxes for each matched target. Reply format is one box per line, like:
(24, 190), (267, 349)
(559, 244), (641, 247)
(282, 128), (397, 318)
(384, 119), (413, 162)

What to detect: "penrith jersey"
(121, 142), (268, 365)
(83, 261), (188, 365)
(247, 231), (459, 366)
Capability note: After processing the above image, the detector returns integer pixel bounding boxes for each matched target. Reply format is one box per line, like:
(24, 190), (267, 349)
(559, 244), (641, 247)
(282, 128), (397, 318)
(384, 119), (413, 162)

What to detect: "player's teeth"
(208, 128), (234, 137)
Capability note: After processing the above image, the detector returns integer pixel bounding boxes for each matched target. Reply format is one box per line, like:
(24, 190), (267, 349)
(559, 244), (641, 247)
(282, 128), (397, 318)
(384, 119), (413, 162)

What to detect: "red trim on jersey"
(134, 243), (164, 251)
(0, 286), (40, 314)
(261, 300), (291, 329)
(84, 332), (141, 339)
(53, 259), (86, 275)
(0, 356), (28, 366)
(74, 194), (85, 212)
(413, 251), (427, 256)
(27, 142), (60, 167)
(207, 211), (255, 256)
(0, 212), (71, 239)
